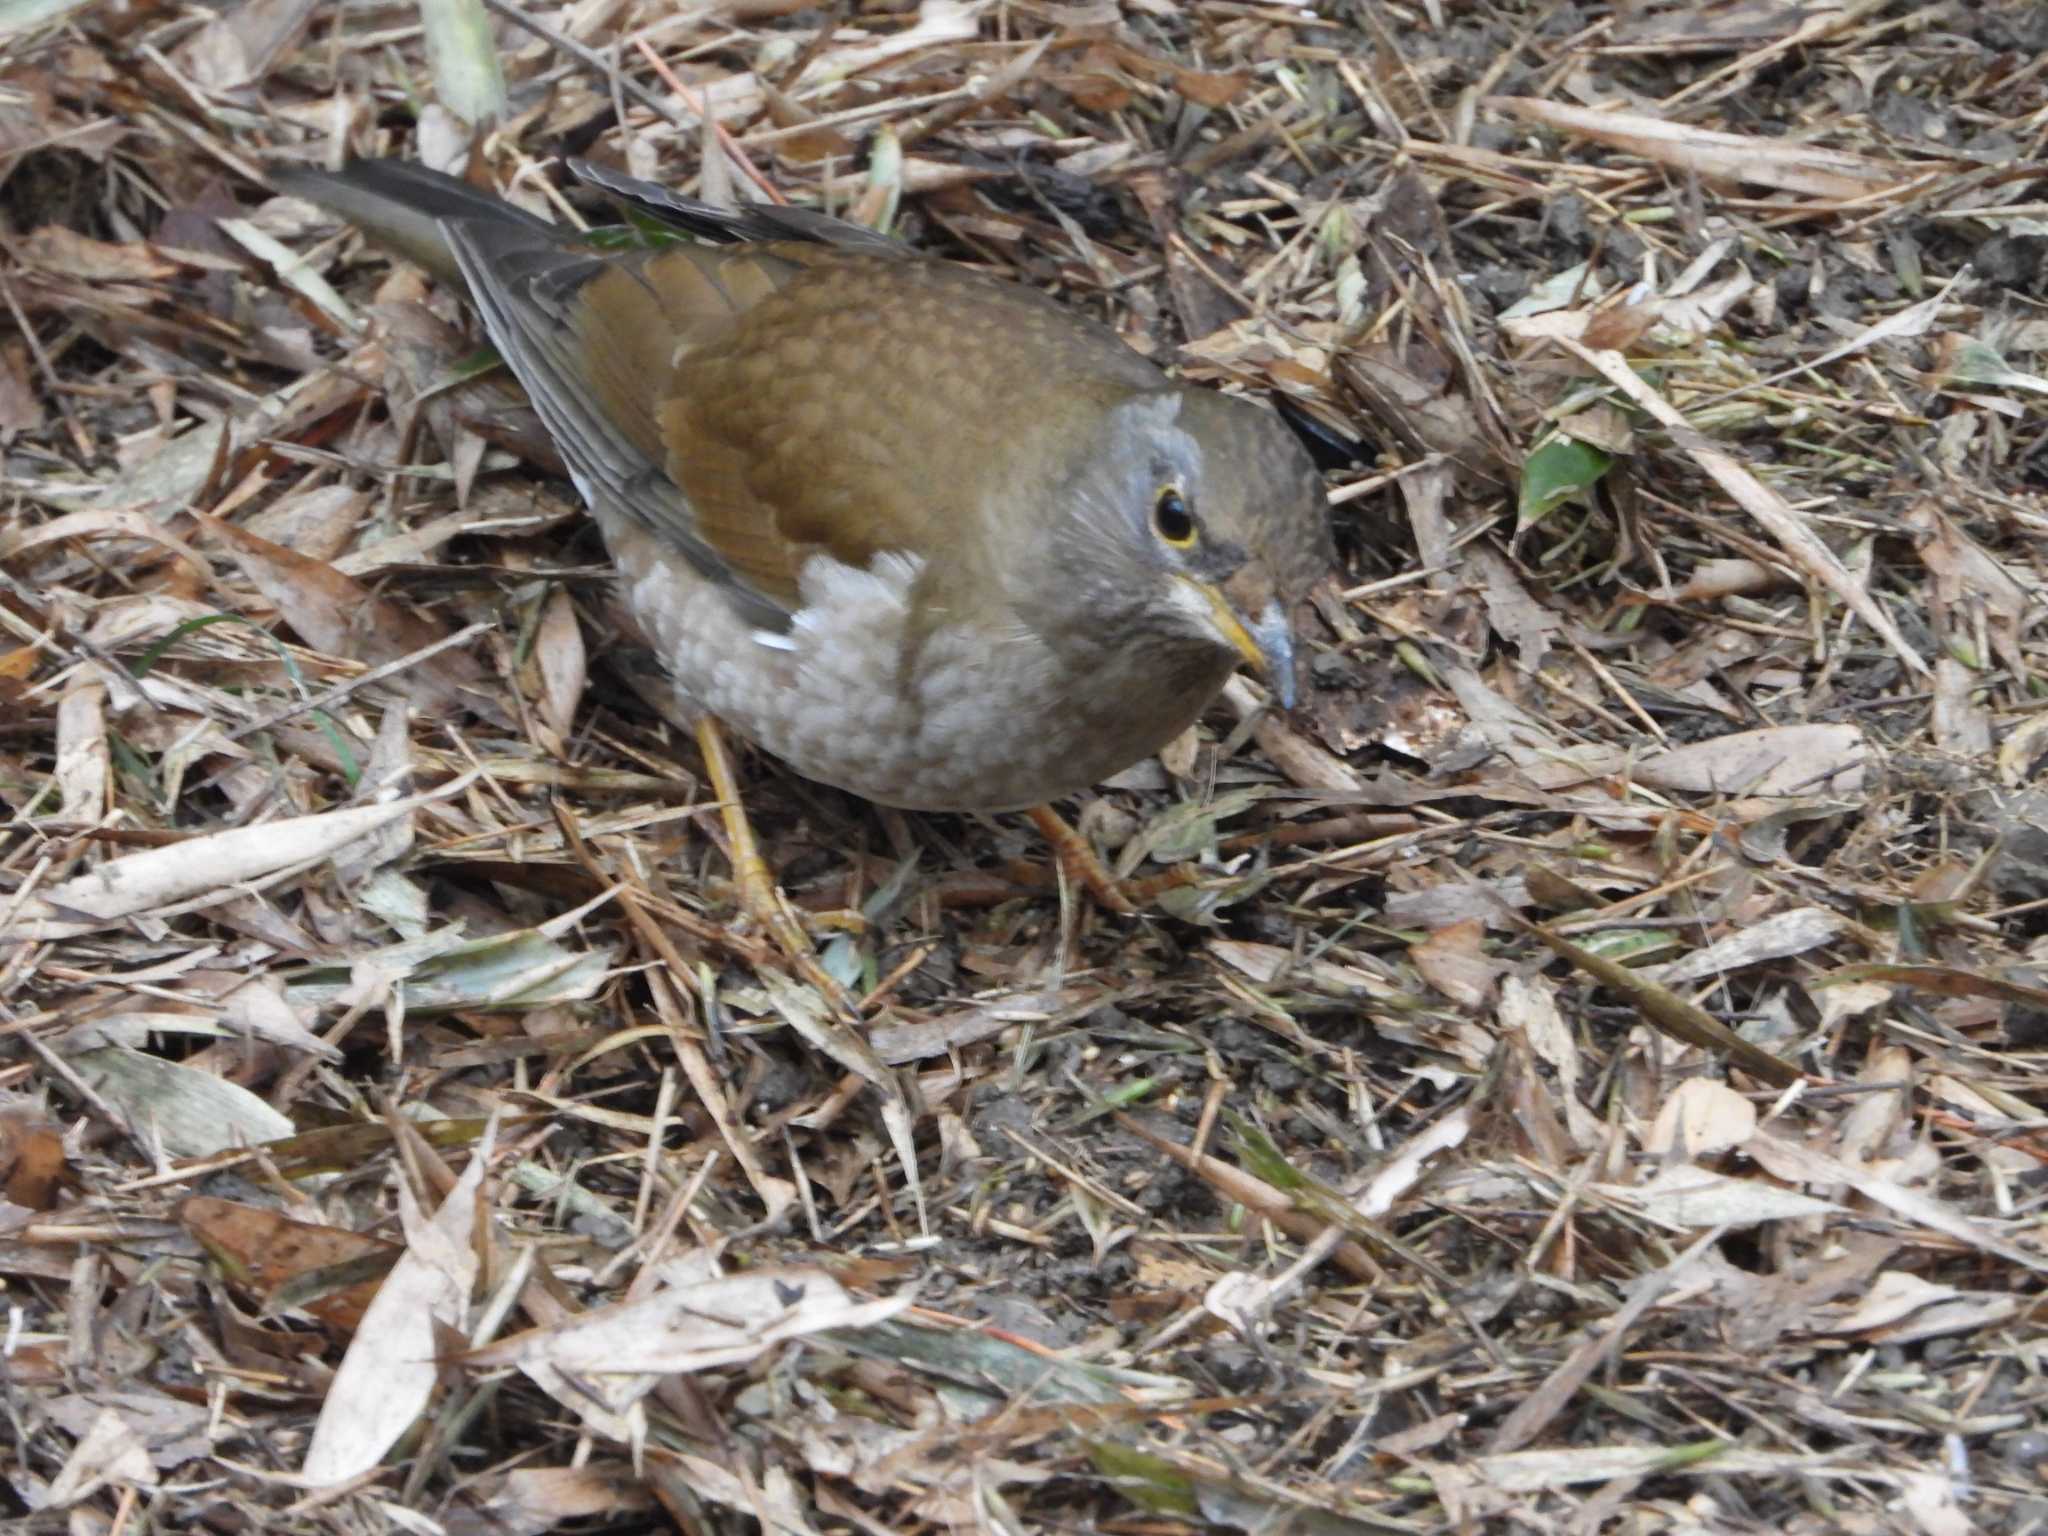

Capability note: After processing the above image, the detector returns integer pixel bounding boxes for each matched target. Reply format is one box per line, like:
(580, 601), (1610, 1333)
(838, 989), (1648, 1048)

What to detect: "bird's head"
(1039, 388), (1330, 706)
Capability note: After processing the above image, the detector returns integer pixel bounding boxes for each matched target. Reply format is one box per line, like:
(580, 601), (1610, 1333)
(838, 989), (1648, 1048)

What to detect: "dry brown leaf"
(52, 670), (109, 827)
(1632, 723), (1866, 797)
(17, 226), (182, 281)
(1516, 914), (1803, 1087)
(182, 1195), (399, 1332)
(1561, 339), (1931, 680)
(534, 584), (587, 742)
(465, 1259), (914, 1436)
(0, 338), (43, 441)
(1468, 545), (1558, 667)
(1646, 1079), (1756, 1160)
(1411, 918), (1506, 1011)
(1814, 1270), (2018, 1344)
(0, 508), (213, 589)
(1604, 1164), (1841, 1228)
(1821, 964), (2048, 1013)
(0, 1109), (69, 1210)
(1337, 345), (1511, 485)
(42, 1406), (158, 1507)
(1744, 1133), (2048, 1276)
(41, 1391), (211, 1473)
(1648, 905), (1849, 987)
(302, 1134), (489, 1485)
(760, 79), (861, 163)
(1170, 66), (1251, 107)
(471, 1465), (657, 1536)
(1610, 0), (1830, 50)
(1056, 42), (1139, 112)
(169, 0), (318, 90)
(70, 1048), (296, 1157)
(237, 484), (369, 562)
(7, 785), (462, 940)
(194, 511), (489, 715)
(1653, 557), (1788, 603)
(1905, 500), (2036, 678)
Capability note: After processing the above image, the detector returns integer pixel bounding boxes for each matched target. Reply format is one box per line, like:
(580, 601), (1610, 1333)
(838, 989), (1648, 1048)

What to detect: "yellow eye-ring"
(1153, 486), (1196, 547)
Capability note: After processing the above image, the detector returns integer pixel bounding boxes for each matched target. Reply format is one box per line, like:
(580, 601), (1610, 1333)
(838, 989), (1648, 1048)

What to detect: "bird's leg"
(695, 717), (859, 1018)
(1023, 805), (1209, 914)
(1114, 862), (1204, 907)
(1024, 805), (1131, 913)
(1024, 804), (1138, 915)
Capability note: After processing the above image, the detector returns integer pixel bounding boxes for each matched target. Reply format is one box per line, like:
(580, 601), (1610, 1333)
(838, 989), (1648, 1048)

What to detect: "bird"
(276, 157), (1332, 1000)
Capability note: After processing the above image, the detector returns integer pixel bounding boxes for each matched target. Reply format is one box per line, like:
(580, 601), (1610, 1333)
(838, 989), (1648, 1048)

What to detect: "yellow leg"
(1021, 805), (1211, 914)
(1024, 804), (1136, 915)
(696, 718), (858, 1019)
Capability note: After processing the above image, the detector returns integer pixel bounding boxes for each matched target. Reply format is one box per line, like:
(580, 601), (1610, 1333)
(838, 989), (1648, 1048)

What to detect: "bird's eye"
(1153, 486), (1196, 547)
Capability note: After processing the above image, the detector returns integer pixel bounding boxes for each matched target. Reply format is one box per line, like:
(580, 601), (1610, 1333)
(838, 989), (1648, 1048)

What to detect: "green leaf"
(1087, 1441), (1201, 1517)
(1230, 1114), (1307, 1191)
(1576, 928), (1682, 965)
(1519, 434), (1613, 529)
(1940, 338), (2048, 397)
(130, 612), (255, 679)
(285, 926), (614, 1014)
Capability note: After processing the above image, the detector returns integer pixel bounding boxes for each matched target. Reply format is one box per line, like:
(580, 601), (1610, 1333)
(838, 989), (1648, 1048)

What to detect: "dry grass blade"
(1511, 912), (1805, 1088)
(1493, 96), (1944, 202)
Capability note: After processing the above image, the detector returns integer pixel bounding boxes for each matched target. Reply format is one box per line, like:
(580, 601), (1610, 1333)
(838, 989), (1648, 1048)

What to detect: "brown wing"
(443, 220), (809, 629)
(652, 252), (1167, 615)
(444, 220), (1165, 628)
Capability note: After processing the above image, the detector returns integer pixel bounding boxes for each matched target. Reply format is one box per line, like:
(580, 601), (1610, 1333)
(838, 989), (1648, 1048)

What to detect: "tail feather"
(566, 158), (907, 257)
(275, 157), (911, 285)
(273, 159), (566, 288)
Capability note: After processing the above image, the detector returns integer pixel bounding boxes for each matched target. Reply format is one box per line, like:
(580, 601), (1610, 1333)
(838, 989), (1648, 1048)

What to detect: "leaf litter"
(3, 0), (2048, 1532)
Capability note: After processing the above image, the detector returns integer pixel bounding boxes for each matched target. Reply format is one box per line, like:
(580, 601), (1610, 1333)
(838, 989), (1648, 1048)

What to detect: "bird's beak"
(1180, 576), (1299, 709)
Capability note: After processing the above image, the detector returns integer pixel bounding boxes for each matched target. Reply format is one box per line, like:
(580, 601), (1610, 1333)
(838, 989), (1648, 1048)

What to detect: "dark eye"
(1153, 486), (1196, 547)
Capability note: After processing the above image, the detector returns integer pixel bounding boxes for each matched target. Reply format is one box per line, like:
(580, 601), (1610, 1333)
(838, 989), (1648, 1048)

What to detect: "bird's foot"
(1023, 804), (1205, 915)
(695, 718), (861, 1020)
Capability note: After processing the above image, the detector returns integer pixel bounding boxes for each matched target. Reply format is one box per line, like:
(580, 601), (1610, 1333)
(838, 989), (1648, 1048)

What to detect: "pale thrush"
(279, 159), (1332, 958)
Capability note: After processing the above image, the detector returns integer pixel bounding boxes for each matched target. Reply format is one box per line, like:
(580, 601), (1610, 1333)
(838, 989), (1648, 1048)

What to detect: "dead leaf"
(1647, 905), (1849, 987)
(7, 786), (462, 941)
(1562, 339), (1931, 681)
(194, 511), (490, 717)
(1515, 914), (1802, 1087)
(1633, 724), (1867, 797)
(302, 1131), (489, 1485)
(1815, 1270), (2018, 1344)
(464, 1260), (914, 1432)
(18, 226), (182, 281)
(0, 338), (42, 441)
(1171, 66), (1250, 107)
(1411, 918), (1507, 1010)
(1744, 1132), (2048, 1276)
(1468, 545), (1558, 667)
(43, 1406), (158, 1506)
(0, 1109), (68, 1209)
(1492, 96), (1936, 200)
(473, 1465), (657, 1536)
(1646, 1079), (1757, 1160)
(182, 1196), (400, 1332)
(1601, 1164), (1840, 1228)
(534, 584), (586, 742)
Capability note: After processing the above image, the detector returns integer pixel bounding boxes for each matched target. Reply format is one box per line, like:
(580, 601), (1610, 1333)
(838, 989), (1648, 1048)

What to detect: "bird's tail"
(272, 159), (566, 290)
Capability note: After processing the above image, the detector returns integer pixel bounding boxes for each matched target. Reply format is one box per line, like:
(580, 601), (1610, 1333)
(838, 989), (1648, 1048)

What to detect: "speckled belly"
(602, 519), (1222, 811)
